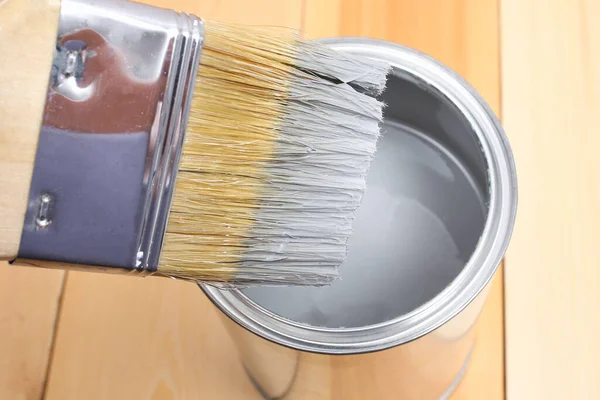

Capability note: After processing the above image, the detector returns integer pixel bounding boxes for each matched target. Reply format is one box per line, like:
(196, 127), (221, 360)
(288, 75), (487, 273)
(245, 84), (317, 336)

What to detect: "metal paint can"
(202, 38), (517, 400)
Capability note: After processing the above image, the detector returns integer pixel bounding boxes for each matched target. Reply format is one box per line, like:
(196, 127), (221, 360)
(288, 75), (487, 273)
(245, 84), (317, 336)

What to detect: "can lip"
(201, 38), (518, 355)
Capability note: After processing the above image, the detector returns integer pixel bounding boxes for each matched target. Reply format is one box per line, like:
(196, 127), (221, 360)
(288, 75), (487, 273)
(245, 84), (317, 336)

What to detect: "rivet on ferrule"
(35, 194), (53, 229)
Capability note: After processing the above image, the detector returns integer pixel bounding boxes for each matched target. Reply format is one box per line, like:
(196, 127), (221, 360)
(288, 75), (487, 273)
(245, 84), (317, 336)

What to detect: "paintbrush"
(0, 0), (389, 286)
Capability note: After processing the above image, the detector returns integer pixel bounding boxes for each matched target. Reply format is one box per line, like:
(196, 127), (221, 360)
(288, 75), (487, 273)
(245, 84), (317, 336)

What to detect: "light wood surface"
(0, 0), (504, 399)
(44, 273), (265, 400)
(502, 1), (600, 399)
(0, 0), (60, 259)
(0, 263), (64, 400)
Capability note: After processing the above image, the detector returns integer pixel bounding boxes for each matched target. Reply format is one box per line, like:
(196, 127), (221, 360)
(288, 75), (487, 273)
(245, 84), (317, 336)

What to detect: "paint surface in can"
(243, 114), (487, 328)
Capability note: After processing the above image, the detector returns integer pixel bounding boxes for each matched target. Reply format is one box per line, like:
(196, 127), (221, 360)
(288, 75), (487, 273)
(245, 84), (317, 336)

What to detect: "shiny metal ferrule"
(13, 0), (204, 273)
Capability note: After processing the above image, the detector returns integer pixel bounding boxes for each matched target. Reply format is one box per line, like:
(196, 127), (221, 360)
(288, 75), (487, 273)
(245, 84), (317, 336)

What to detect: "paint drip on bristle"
(157, 20), (390, 286)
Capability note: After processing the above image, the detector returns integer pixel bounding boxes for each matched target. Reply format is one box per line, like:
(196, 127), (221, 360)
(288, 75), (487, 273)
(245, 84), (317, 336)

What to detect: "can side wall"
(220, 285), (490, 400)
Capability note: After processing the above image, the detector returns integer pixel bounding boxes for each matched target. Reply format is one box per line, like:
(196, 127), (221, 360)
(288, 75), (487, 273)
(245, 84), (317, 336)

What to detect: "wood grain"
(44, 273), (264, 400)
(0, 262), (64, 400)
(305, 1), (504, 399)
(0, 0), (60, 259)
(502, 0), (600, 398)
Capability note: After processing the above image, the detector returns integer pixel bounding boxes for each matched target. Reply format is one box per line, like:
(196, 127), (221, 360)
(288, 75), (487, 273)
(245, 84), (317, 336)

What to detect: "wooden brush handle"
(0, 0), (60, 259)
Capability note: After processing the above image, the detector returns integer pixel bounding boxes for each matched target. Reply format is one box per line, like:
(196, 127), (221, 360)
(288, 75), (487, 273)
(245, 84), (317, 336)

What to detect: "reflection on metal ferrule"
(13, 0), (204, 273)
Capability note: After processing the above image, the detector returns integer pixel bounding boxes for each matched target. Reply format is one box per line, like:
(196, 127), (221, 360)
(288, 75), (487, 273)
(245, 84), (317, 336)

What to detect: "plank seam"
(40, 272), (68, 400)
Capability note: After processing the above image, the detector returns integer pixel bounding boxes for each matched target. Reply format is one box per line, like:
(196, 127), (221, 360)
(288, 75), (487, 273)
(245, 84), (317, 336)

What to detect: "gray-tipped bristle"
(161, 22), (391, 287)
(297, 41), (391, 96)
(236, 48), (391, 286)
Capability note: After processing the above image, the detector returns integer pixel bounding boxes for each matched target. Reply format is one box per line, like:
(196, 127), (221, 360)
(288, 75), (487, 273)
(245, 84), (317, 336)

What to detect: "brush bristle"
(158, 21), (390, 286)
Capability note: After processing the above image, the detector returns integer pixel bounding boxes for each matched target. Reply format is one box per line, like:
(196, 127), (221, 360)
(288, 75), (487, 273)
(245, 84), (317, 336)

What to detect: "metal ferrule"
(12, 0), (204, 273)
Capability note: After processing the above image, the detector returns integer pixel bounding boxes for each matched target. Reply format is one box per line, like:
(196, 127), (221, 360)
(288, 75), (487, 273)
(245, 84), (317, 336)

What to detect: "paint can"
(202, 38), (517, 400)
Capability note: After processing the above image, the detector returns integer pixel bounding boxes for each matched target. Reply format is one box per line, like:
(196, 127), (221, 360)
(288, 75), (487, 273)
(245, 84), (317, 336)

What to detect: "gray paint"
(242, 115), (487, 328)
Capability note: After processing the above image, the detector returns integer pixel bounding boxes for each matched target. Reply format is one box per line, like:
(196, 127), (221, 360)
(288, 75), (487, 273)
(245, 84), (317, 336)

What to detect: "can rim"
(201, 38), (518, 355)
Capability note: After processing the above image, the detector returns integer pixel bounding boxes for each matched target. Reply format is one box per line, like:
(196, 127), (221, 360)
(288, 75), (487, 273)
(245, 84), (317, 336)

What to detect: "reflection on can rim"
(201, 38), (518, 355)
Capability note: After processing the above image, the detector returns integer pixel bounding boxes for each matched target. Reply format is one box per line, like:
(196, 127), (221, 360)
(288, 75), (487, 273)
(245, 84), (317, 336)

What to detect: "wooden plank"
(304, 1), (504, 399)
(502, 0), (600, 398)
(43, 2), (303, 399)
(0, 263), (64, 400)
(44, 273), (265, 400)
